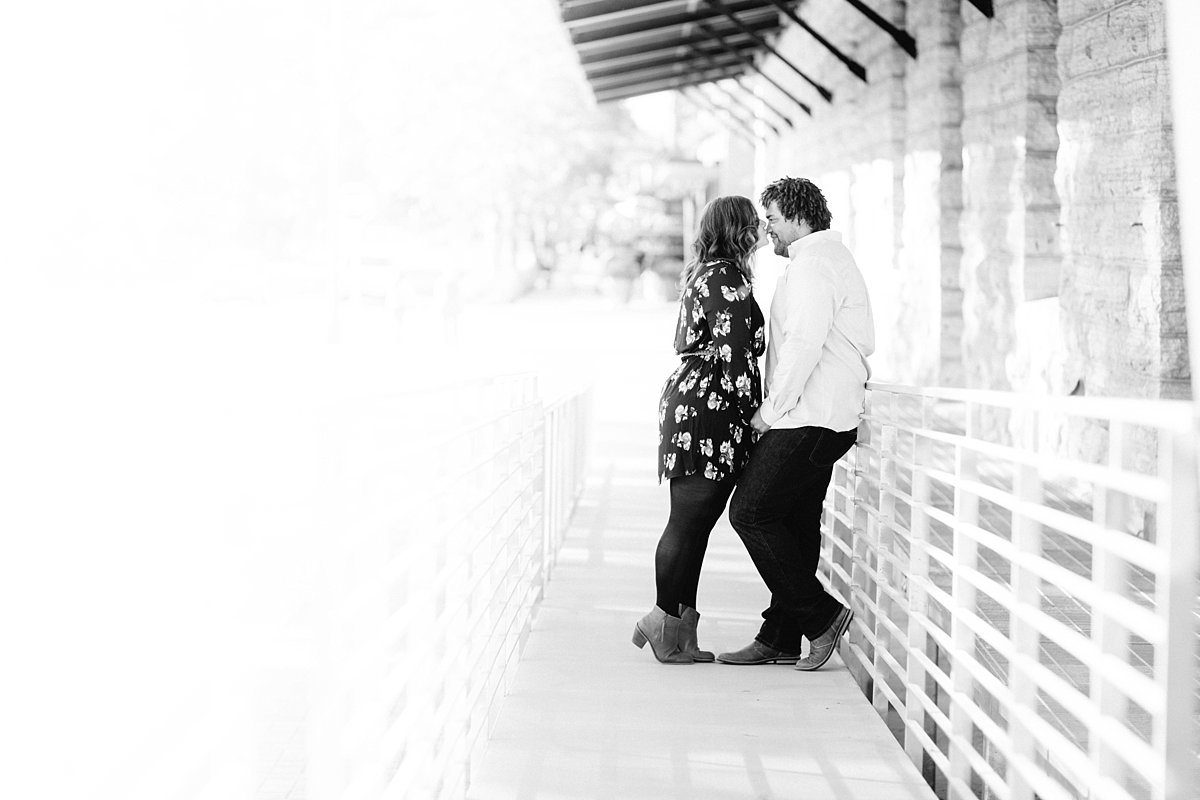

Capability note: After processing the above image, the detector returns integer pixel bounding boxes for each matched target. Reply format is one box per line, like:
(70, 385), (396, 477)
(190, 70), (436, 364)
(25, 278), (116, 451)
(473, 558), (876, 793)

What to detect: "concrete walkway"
(467, 348), (936, 800)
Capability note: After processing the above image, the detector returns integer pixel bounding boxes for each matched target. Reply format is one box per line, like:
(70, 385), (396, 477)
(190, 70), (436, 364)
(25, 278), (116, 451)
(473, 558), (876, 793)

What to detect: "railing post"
(542, 405), (556, 596)
(903, 393), (931, 768)
(1158, 430), (1199, 800)
(870, 390), (897, 716)
(949, 400), (981, 797)
(1091, 419), (1131, 791)
(1008, 403), (1043, 800)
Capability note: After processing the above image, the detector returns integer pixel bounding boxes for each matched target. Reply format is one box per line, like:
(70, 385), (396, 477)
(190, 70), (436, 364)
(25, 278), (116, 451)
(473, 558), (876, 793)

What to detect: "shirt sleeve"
(758, 262), (837, 427)
(700, 266), (760, 423)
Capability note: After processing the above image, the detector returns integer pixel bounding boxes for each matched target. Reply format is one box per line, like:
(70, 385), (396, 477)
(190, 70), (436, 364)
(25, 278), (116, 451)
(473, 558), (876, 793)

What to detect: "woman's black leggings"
(655, 472), (736, 616)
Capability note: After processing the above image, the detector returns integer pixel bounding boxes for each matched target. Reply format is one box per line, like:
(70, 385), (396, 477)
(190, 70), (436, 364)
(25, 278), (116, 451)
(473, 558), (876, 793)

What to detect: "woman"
(632, 196), (766, 664)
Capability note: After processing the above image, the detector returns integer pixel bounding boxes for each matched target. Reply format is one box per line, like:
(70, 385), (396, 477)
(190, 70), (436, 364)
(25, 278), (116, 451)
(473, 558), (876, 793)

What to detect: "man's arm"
(757, 265), (838, 428)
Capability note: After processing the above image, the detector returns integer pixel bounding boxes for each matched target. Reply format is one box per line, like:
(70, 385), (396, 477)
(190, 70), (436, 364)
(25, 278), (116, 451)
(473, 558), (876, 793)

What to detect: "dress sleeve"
(700, 265), (761, 424)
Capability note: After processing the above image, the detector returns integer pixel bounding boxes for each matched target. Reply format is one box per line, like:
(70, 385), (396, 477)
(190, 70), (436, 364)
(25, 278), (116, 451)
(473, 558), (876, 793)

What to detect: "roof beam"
(685, 45), (794, 129)
(697, 84), (771, 140)
(593, 64), (746, 98)
(729, 75), (794, 129)
(588, 55), (745, 90)
(701, 0), (833, 103)
(964, 0), (995, 17)
(569, 0), (779, 46)
(561, 0), (686, 25)
(583, 41), (759, 78)
(576, 25), (774, 64)
(595, 75), (742, 103)
(838, 0), (917, 58)
(766, 0), (867, 82)
(697, 20), (811, 116)
(676, 88), (758, 146)
(704, 80), (781, 136)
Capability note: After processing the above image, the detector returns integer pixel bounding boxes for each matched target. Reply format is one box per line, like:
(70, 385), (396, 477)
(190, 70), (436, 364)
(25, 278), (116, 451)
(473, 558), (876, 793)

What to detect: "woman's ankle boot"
(631, 606), (693, 664)
(679, 605), (715, 662)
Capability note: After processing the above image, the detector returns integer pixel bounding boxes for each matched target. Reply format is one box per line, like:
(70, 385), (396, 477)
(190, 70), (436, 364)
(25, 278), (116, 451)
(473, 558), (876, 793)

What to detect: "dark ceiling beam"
(697, 21), (812, 116)
(729, 75), (794, 129)
(684, 87), (761, 143)
(766, 0), (867, 82)
(569, 0), (779, 46)
(595, 69), (745, 104)
(704, 80), (781, 137)
(588, 54), (746, 89)
(675, 88), (757, 146)
(583, 42), (758, 79)
(702, 0), (833, 103)
(685, 44), (793, 129)
(561, 0), (687, 25)
(964, 0), (995, 17)
(593, 64), (746, 97)
(838, 0), (917, 58)
(577, 25), (773, 64)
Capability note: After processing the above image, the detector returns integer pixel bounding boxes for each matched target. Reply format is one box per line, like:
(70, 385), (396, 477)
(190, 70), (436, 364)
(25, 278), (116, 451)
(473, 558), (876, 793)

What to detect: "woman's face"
(754, 216), (767, 249)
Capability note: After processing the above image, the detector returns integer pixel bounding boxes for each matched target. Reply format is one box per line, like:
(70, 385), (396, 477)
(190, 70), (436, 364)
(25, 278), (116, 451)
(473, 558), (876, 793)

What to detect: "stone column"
(959, 0), (1062, 395)
(901, 0), (965, 386)
(1057, 0), (1188, 400)
(1165, 0), (1200, 404)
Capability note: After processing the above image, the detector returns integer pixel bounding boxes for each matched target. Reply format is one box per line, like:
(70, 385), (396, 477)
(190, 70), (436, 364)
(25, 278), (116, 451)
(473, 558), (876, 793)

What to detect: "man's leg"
(722, 428), (816, 651)
(787, 463), (843, 639)
(727, 427), (856, 652)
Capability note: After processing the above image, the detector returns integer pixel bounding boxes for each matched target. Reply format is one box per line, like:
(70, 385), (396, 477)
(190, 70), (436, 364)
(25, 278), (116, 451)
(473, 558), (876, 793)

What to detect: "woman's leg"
(654, 473), (735, 615)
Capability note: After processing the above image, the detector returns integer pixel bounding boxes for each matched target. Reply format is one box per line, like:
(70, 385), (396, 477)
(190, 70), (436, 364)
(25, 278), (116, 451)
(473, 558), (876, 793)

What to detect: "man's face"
(764, 200), (804, 257)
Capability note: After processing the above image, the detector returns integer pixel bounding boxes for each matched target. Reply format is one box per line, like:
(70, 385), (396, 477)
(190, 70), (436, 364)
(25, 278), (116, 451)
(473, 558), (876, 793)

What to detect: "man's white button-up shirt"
(759, 230), (875, 432)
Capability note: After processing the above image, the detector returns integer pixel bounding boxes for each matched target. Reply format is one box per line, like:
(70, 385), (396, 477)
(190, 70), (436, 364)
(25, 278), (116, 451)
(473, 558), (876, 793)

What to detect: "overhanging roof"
(560, 0), (785, 104)
(558, 1), (998, 138)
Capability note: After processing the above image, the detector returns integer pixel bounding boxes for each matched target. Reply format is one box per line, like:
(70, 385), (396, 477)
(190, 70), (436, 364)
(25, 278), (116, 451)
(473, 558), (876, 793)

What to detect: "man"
(717, 177), (875, 670)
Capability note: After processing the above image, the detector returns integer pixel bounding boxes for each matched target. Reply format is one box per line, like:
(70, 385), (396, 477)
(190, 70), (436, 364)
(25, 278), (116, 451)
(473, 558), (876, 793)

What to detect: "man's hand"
(750, 408), (770, 434)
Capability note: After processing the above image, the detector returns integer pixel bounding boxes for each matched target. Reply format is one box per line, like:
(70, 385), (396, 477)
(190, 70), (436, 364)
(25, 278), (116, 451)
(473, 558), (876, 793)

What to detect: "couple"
(632, 177), (875, 668)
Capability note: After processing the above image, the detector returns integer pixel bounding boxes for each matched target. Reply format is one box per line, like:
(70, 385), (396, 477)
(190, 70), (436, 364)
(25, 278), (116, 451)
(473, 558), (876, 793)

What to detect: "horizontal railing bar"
(906, 604), (961, 663)
(926, 505), (1015, 557)
(902, 716), (952, 775)
(908, 647), (952, 696)
(865, 382), (1193, 430)
(922, 466), (1167, 574)
(1019, 554), (1166, 646)
(874, 647), (907, 693)
(955, 731), (1010, 800)
(874, 423), (1169, 502)
(875, 609), (908, 650)
(1009, 705), (1093, 799)
(872, 665), (905, 711)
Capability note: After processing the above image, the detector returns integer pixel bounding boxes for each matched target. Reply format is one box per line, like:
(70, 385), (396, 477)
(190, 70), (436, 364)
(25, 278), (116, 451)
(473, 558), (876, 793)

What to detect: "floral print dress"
(658, 260), (766, 482)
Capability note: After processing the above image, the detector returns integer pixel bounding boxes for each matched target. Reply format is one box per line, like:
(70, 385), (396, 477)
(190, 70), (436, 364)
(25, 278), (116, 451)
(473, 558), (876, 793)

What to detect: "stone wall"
(1057, 0), (1188, 400)
(755, 0), (1187, 401)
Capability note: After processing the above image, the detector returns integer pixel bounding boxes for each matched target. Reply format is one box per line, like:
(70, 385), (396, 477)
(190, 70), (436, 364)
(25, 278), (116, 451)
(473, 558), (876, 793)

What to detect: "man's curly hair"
(759, 177), (832, 232)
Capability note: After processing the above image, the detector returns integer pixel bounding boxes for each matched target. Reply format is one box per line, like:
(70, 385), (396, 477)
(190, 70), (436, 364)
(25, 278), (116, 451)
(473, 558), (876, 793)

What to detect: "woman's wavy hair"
(679, 195), (760, 292)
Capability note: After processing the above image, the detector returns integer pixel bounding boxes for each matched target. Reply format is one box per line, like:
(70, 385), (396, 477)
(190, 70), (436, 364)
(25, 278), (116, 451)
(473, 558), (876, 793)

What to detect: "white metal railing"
(308, 375), (591, 800)
(820, 382), (1199, 800)
(541, 388), (591, 593)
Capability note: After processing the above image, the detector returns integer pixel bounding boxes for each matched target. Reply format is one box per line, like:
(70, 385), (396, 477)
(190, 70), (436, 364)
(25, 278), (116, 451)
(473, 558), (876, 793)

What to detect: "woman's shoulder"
(695, 259), (740, 281)
(700, 260), (751, 290)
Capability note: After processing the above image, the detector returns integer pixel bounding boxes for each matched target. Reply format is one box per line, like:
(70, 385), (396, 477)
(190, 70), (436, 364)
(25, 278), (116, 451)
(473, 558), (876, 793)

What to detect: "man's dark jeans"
(729, 425), (857, 653)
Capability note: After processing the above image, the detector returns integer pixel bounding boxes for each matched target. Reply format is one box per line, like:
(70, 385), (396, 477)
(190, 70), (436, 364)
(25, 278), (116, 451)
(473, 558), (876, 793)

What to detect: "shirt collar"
(786, 229), (842, 259)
